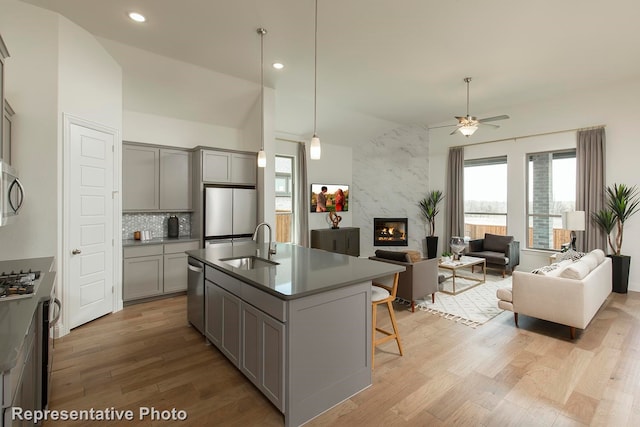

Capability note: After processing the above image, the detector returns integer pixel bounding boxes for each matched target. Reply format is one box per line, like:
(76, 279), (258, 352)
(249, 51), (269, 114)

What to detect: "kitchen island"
(187, 242), (404, 427)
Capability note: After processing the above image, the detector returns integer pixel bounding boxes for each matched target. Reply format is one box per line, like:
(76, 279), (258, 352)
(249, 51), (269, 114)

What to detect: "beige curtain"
(445, 146), (465, 250)
(576, 128), (606, 251)
(295, 142), (309, 247)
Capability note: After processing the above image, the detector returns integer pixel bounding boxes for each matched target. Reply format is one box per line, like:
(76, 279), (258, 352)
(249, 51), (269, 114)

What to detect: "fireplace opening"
(374, 218), (408, 246)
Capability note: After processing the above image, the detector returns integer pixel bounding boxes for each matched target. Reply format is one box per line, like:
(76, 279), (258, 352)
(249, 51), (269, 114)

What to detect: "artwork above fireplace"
(374, 217), (408, 246)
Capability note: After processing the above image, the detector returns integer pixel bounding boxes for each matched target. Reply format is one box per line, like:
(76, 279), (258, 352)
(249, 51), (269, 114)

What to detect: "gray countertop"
(0, 257), (56, 372)
(187, 242), (404, 300)
(123, 236), (200, 247)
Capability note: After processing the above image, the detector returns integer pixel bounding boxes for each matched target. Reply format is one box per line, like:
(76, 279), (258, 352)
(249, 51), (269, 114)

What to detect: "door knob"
(72, 249), (82, 255)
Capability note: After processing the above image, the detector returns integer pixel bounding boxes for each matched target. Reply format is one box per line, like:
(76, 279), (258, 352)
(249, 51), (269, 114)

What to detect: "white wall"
(123, 110), (243, 149)
(0, 0), (59, 260)
(353, 125), (429, 257)
(307, 143), (353, 232)
(429, 77), (640, 291)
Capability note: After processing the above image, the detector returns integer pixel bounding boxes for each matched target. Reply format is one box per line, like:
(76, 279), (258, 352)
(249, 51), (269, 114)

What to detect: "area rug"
(412, 276), (511, 328)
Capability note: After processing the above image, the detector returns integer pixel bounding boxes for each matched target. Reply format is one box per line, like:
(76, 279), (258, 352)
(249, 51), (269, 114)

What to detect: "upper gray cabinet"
(123, 142), (192, 212)
(160, 148), (192, 210)
(200, 149), (256, 185)
(3, 101), (13, 164)
(1, 33), (10, 164)
(230, 153), (257, 185)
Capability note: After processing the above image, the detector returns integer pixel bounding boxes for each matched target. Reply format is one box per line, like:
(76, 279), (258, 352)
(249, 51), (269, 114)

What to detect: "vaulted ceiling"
(21, 0), (640, 136)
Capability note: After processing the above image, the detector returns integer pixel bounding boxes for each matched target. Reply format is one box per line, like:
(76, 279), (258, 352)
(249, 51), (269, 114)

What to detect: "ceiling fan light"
(310, 136), (321, 159)
(459, 125), (478, 137)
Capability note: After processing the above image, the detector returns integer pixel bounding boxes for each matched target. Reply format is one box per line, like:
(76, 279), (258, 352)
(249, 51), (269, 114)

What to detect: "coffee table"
(438, 256), (486, 295)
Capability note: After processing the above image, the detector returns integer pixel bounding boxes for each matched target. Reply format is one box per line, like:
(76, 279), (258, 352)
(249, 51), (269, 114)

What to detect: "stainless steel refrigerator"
(204, 186), (257, 246)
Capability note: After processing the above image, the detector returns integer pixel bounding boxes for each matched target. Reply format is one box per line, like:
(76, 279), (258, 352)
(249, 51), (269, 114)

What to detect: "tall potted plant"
(592, 183), (640, 293)
(418, 190), (445, 259)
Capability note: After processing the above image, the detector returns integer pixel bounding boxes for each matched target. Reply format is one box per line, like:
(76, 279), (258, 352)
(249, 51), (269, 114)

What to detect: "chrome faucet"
(252, 222), (276, 259)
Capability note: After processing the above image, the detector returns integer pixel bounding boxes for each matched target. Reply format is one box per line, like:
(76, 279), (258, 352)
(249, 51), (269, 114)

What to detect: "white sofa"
(496, 249), (611, 339)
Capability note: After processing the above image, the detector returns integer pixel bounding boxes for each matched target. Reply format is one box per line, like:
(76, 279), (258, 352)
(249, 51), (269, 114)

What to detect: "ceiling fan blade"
(429, 123), (458, 129)
(479, 122), (500, 128)
(449, 127), (460, 136)
(478, 114), (510, 123)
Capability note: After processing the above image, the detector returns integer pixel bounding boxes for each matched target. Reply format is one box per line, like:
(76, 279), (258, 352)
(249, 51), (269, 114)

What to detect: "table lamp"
(562, 211), (585, 251)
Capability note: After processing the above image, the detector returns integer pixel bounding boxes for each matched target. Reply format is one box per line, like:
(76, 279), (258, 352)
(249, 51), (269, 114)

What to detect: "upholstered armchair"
(369, 250), (443, 312)
(466, 233), (520, 277)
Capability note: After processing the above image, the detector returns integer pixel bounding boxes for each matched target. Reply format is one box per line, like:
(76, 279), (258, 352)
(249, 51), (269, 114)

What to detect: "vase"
(426, 236), (438, 259)
(450, 236), (465, 261)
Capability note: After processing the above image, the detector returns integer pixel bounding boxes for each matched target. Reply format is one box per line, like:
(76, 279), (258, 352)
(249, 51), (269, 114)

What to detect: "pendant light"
(257, 28), (267, 168)
(310, 0), (321, 160)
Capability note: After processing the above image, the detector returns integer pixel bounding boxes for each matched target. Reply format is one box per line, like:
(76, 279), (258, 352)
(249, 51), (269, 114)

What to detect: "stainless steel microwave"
(0, 161), (24, 226)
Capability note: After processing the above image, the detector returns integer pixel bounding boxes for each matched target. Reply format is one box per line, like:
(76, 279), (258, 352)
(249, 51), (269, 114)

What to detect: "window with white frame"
(526, 149), (576, 250)
(275, 155), (294, 243)
(464, 156), (508, 240)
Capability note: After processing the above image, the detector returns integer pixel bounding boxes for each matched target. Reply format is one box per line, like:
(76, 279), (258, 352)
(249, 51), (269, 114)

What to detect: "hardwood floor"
(45, 289), (640, 426)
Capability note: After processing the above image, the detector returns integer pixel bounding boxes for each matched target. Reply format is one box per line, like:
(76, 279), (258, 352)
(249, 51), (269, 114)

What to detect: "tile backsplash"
(122, 213), (192, 240)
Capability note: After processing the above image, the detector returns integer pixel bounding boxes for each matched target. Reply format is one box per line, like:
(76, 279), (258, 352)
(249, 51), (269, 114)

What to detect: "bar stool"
(371, 272), (403, 369)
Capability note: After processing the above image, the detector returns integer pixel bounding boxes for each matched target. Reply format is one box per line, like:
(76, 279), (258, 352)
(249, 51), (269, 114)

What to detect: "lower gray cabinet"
(3, 310), (38, 427)
(163, 241), (199, 293)
(205, 278), (285, 411)
(205, 280), (241, 367)
(124, 241), (199, 302)
(123, 245), (163, 301)
(204, 280), (222, 347)
(241, 303), (285, 411)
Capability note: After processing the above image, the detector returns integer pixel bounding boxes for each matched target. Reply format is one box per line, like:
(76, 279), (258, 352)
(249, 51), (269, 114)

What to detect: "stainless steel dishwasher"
(187, 257), (205, 335)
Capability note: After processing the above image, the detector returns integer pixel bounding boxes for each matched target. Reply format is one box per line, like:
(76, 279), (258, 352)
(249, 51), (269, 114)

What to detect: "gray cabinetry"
(2, 101), (13, 165)
(241, 303), (285, 411)
(204, 266), (285, 411)
(124, 241), (199, 302)
(201, 150), (230, 183)
(310, 227), (360, 257)
(123, 144), (159, 211)
(160, 149), (192, 210)
(163, 241), (199, 293)
(205, 279), (241, 367)
(200, 149), (256, 185)
(3, 308), (38, 427)
(0, 34), (8, 165)
(123, 142), (192, 212)
(230, 153), (257, 185)
(123, 245), (163, 301)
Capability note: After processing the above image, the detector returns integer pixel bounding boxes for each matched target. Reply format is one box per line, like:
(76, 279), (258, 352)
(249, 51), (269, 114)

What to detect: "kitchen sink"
(220, 255), (279, 270)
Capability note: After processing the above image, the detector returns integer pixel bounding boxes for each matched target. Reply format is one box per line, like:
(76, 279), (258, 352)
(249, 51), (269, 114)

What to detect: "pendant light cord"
(313, 0), (318, 136)
(259, 28), (266, 150)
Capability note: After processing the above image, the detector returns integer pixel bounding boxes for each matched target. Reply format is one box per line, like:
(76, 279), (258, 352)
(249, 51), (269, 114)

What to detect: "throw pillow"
(580, 252), (599, 271)
(405, 250), (422, 263)
(374, 250), (410, 262)
(555, 249), (586, 262)
(591, 249), (606, 264)
(531, 260), (572, 277)
(560, 260), (591, 280)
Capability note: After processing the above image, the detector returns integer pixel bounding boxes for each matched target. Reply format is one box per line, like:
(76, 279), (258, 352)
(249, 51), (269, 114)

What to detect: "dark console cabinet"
(310, 227), (360, 257)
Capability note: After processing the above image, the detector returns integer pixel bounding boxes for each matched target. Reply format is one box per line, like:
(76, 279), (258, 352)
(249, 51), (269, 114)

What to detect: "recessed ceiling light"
(272, 62), (284, 70)
(128, 12), (146, 23)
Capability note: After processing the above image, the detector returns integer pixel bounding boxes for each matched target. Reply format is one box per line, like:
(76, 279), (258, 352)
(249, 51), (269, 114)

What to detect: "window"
(275, 156), (294, 243)
(464, 156), (508, 240)
(526, 149), (576, 250)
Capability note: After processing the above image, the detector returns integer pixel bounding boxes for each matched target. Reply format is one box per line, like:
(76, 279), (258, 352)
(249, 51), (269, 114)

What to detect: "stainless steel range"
(0, 269), (41, 301)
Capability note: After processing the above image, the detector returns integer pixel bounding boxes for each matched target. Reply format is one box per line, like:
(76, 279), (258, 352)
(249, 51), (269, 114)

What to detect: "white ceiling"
(20, 0), (640, 134)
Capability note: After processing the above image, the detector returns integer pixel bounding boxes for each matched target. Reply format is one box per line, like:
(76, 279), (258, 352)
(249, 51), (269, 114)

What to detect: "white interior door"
(68, 122), (114, 329)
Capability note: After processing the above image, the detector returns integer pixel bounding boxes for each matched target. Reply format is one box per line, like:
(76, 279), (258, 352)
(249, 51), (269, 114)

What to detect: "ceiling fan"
(435, 77), (509, 137)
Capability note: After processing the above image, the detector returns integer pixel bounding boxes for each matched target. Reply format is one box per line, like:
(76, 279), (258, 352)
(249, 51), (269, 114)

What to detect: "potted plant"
(418, 190), (445, 259)
(592, 183), (640, 293)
